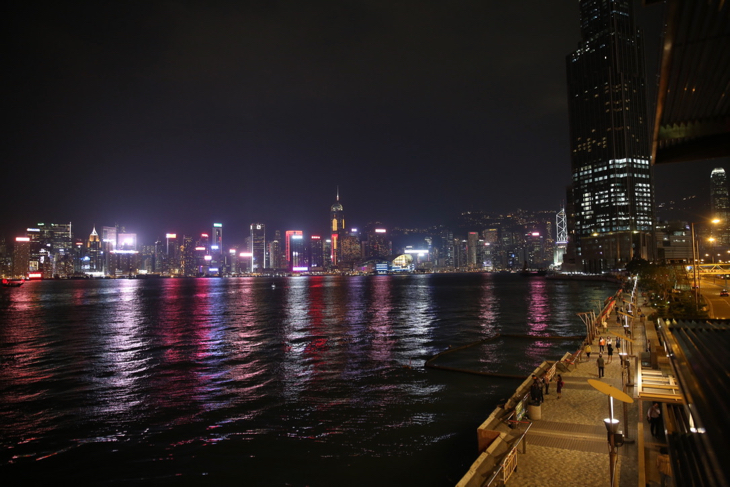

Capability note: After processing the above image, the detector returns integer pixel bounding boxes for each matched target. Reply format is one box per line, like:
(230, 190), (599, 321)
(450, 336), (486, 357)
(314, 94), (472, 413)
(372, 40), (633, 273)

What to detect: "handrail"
(482, 422), (533, 487)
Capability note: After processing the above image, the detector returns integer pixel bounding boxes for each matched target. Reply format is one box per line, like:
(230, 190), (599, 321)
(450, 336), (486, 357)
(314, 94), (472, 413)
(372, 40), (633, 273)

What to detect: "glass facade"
(566, 0), (655, 270)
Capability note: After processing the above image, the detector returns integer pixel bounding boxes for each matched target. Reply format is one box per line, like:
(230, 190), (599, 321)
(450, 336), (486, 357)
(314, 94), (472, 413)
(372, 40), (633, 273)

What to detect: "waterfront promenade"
(503, 301), (662, 487)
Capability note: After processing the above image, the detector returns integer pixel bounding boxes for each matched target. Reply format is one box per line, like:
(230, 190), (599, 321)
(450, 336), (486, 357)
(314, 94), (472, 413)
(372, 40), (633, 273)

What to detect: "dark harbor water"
(0, 274), (613, 486)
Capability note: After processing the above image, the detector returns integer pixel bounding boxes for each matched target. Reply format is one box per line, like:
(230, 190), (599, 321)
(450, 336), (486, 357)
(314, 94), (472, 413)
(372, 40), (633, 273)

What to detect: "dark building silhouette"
(566, 0), (655, 271)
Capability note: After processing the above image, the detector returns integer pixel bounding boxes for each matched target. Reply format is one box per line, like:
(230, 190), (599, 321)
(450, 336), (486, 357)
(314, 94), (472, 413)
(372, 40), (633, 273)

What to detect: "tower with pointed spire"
(330, 187), (345, 267)
(87, 226), (101, 272)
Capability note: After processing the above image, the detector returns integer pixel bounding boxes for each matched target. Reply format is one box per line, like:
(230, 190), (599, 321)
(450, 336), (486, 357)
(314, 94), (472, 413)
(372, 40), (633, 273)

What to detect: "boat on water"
(2, 278), (25, 287)
(519, 262), (547, 277)
(519, 269), (547, 277)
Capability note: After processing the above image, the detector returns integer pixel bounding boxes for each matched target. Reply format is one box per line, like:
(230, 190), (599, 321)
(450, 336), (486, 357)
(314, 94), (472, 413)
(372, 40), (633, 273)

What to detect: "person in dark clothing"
(542, 373), (550, 395)
(597, 354), (605, 378)
(648, 402), (663, 437)
(530, 376), (544, 405)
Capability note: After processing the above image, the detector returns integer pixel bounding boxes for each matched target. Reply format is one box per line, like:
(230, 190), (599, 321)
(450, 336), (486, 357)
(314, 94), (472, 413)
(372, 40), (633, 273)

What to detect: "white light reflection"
(478, 275), (499, 338)
(281, 278), (312, 401)
(399, 275), (435, 363)
(93, 279), (147, 418)
(368, 276), (395, 363)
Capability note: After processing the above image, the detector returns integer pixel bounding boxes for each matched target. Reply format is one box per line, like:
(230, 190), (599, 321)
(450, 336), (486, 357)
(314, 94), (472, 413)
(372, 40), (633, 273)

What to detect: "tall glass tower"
(250, 223), (266, 272)
(566, 0), (655, 271)
(330, 188), (345, 267)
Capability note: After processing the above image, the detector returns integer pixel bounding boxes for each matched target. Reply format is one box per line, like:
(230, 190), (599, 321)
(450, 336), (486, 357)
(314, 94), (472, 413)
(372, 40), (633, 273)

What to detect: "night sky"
(3, 1), (719, 245)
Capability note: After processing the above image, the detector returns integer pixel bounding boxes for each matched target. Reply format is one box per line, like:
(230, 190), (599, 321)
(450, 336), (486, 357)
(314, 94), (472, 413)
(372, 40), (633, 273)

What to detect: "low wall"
(456, 360), (554, 487)
(455, 290), (620, 486)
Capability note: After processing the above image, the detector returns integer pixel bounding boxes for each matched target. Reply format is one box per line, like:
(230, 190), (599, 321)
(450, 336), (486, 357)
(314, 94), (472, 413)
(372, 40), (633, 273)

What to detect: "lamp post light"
(691, 223), (700, 310)
(619, 352), (633, 444)
(589, 380), (633, 487)
(708, 237), (716, 264)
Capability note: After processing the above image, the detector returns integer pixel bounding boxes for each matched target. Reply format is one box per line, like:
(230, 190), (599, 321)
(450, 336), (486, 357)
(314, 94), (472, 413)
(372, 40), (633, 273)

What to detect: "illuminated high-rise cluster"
(2, 189), (568, 277)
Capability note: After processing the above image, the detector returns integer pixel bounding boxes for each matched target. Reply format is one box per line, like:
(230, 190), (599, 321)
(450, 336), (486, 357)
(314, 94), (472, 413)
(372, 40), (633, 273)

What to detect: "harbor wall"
(455, 359), (561, 487)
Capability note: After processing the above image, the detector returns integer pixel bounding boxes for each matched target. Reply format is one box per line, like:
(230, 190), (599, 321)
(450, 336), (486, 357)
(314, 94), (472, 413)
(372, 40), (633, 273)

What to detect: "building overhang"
(647, 0), (730, 165)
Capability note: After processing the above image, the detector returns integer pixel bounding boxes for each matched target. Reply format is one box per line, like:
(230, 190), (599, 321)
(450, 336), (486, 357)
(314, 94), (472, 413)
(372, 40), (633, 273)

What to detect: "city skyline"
(2, 2), (722, 246)
(3, 200), (566, 278)
(3, 200), (561, 247)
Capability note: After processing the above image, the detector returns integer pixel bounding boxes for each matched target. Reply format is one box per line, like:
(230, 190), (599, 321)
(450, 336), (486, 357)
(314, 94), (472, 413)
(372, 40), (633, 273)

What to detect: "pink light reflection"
(525, 279), (550, 335)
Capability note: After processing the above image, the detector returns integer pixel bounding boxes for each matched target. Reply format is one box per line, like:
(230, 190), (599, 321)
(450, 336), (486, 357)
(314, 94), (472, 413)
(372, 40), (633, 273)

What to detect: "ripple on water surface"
(0, 275), (614, 485)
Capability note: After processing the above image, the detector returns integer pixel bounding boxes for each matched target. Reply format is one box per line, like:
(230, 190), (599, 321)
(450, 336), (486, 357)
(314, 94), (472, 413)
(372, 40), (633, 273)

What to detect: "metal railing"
(482, 422), (532, 487)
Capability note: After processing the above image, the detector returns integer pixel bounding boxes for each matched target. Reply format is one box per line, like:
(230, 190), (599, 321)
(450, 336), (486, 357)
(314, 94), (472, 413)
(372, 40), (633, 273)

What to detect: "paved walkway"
(505, 296), (654, 487)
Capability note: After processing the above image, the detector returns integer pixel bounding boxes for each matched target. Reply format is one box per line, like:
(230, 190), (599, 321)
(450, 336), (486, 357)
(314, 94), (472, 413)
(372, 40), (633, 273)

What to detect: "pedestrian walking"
(657, 447), (672, 487)
(617, 314), (621, 324)
(556, 374), (564, 399)
(648, 402), (663, 437)
(597, 354), (605, 377)
(599, 337), (605, 352)
(607, 343), (614, 363)
(584, 343), (592, 360)
(615, 337), (621, 353)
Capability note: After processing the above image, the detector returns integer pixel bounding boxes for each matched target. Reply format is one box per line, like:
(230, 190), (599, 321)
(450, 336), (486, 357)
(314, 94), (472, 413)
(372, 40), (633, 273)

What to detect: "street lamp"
(691, 223), (700, 309)
(708, 238), (717, 263)
(588, 380), (633, 487)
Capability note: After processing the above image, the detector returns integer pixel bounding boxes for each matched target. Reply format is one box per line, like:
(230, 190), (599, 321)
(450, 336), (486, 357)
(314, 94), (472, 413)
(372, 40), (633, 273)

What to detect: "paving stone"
(501, 302), (647, 487)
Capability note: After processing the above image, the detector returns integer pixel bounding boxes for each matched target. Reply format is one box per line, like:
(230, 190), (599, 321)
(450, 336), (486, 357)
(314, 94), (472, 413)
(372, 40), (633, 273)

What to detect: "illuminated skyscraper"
(250, 223), (266, 271)
(467, 232), (479, 268)
(555, 208), (568, 266)
(339, 229), (362, 269)
(309, 235), (324, 270)
(164, 234), (179, 275)
(181, 236), (195, 277)
(711, 168), (730, 245)
(285, 230), (303, 267)
(269, 230), (284, 270)
(25, 223), (73, 278)
(289, 233), (306, 271)
(86, 227), (101, 272)
(12, 237), (30, 277)
(330, 188), (345, 266)
(212, 223), (223, 251)
(363, 224), (391, 260)
(566, 0), (655, 271)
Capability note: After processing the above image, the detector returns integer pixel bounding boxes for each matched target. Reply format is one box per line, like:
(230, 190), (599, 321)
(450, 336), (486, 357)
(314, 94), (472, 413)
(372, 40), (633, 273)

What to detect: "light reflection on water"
(0, 274), (614, 485)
